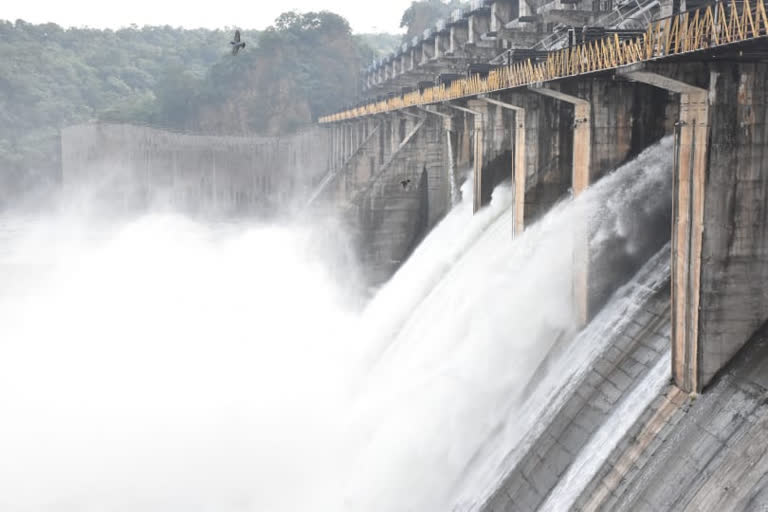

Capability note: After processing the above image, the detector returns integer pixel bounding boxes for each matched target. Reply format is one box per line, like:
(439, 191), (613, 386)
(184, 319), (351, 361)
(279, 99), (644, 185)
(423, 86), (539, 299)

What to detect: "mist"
(0, 136), (672, 511)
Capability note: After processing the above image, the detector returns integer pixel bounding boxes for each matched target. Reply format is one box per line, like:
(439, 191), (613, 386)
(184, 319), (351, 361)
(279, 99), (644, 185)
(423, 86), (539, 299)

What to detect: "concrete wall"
(61, 123), (329, 215)
(336, 59), (768, 393)
(573, 322), (768, 511)
(325, 114), (452, 286)
(481, 249), (673, 511)
(697, 62), (768, 388)
(468, 77), (674, 319)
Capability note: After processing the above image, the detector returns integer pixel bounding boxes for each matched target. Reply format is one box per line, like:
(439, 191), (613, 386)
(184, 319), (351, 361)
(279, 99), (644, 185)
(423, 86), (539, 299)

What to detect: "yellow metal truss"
(320, 0), (767, 123)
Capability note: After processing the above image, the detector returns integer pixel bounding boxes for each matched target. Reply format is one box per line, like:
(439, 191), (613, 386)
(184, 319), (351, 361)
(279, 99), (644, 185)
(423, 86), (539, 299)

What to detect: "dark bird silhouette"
(400, 179), (411, 190)
(230, 30), (246, 55)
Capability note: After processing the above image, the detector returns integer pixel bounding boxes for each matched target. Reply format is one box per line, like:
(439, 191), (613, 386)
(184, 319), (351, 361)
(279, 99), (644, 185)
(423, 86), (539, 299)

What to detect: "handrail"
(534, 0), (658, 51)
(320, 0), (767, 123)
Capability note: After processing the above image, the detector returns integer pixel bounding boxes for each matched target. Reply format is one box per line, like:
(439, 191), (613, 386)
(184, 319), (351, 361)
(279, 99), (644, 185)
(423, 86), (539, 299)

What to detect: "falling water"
(538, 350), (672, 512)
(0, 137), (673, 511)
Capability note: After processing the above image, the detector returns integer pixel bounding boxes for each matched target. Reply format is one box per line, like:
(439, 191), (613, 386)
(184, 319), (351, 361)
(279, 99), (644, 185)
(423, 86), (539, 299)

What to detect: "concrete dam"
(310, 0), (768, 508)
(27, 0), (768, 509)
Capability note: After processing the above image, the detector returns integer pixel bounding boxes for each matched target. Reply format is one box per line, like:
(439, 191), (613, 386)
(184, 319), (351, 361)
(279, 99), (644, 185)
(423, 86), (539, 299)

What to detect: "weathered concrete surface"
(61, 123), (328, 215)
(349, 113), (452, 285)
(574, 322), (768, 511)
(617, 62), (712, 393)
(479, 249), (672, 512)
(481, 78), (672, 320)
(616, 60), (768, 392)
(697, 62), (768, 390)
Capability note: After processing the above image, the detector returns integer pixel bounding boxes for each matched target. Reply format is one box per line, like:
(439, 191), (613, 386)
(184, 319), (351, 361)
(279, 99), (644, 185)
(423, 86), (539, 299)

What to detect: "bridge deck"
(320, 0), (768, 123)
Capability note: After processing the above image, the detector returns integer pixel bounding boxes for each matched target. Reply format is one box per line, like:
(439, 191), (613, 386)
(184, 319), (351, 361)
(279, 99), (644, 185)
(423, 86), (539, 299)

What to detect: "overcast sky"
(4, 0), (413, 33)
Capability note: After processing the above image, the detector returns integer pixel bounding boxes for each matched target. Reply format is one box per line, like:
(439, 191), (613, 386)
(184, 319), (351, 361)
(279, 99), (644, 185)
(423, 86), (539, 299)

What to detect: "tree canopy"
(0, 14), (399, 208)
(399, 0), (466, 42)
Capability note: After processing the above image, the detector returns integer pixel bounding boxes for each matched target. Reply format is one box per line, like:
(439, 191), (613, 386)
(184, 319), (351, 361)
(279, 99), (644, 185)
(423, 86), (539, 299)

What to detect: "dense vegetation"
(0, 20), (240, 206)
(0, 2), (461, 207)
(0, 15), (400, 207)
(400, 0), (466, 42)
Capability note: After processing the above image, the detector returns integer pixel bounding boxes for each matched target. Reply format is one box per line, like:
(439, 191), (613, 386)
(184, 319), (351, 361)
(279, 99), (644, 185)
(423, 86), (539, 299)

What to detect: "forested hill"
(0, 15), (399, 208)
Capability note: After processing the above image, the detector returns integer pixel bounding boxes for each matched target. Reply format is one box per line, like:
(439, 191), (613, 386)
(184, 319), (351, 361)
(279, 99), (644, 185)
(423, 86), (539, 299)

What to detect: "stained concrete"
(61, 123), (328, 215)
(479, 249), (673, 512)
(697, 62), (768, 389)
(574, 322), (768, 511)
(348, 114), (452, 285)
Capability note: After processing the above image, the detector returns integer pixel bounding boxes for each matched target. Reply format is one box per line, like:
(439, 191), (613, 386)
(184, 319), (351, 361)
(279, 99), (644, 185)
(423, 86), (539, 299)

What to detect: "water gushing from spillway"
(0, 137), (673, 511)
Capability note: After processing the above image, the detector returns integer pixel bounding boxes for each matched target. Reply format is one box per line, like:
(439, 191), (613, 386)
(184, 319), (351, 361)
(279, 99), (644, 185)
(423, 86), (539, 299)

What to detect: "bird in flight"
(400, 179), (411, 190)
(230, 30), (246, 55)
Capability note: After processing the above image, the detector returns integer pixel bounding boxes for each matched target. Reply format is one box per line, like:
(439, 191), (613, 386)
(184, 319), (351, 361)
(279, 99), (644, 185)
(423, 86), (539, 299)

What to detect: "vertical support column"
(674, 90), (709, 392)
(435, 31), (448, 59)
(420, 106), (457, 204)
(333, 124), (341, 172)
(491, 0), (516, 32)
(480, 95), (527, 237)
(390, 113), (400, 156)
(443, 102), (486, 212)
(341, 122), (349, 162)
(617, 66), (710, 393)
(470, 100), (488, 213)
(528, 86), (591, 194)
(449, 22), (468, 55)
(529, 86), (592, 325)
(421, 38), (435, 64)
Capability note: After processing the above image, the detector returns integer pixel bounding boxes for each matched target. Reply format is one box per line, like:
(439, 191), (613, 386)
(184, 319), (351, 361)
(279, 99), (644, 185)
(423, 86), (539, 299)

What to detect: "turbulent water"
(0, 137), (673, 511)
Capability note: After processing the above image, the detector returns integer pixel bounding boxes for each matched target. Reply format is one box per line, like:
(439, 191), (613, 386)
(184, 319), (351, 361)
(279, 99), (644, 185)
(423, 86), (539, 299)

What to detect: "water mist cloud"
(0, 136), (674, 512)
(0, 214), (359, 512)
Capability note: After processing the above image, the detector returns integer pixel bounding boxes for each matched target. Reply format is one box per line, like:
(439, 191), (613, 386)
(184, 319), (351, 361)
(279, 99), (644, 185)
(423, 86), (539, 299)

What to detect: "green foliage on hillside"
(400, 0), (466, 42)
(356, 33), (402, 58)
(0, 14), (389, 207)
(0, 19), (255, 206)
(193, 11), (369, 135)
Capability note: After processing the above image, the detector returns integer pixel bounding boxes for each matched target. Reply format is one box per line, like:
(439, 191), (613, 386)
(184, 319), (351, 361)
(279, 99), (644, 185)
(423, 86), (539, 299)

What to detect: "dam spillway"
(0, 135), (690, 511)
(33, 0), (768, 508)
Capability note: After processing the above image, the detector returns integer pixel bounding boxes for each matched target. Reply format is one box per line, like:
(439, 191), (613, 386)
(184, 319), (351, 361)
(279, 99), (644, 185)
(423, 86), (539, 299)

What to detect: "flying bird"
(400, 179), (411, 190)
(230, 30), (246, 55)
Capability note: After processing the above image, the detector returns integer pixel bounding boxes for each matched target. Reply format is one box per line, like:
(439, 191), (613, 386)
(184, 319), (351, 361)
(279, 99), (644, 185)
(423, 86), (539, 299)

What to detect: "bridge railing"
(319, 0), (767, 123)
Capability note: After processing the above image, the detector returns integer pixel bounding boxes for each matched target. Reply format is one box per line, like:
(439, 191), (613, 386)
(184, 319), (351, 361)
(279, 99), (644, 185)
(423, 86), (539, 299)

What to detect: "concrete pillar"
(529, 86), (592, 325)
(342, 123), (349, 162)
(470, 100), (488, 214)
(491, 0), (517, 32)
(519, 0), (532, 19)
(435, 31), (449, 59)
(480, 95), (526, 236)
(443, 101), (487, 212)
(334, 124), (342, 171)
(449, 23), (468, 55)
(390, 114), (400, 155)
(617, 65), (710, 392)
(421, 106), (459, 205)
(529, 87), (592, 195)
(468, 12), (491, 45)
(421, 39), (435, 65)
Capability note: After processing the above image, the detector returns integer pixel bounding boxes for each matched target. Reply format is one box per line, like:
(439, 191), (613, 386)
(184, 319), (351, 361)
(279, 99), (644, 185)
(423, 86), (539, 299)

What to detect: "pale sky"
(4, 0), (412, 33)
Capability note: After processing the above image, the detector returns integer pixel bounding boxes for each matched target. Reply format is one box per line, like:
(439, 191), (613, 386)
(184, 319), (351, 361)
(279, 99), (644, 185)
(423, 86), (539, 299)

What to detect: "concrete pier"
(319, 0), (768, 395)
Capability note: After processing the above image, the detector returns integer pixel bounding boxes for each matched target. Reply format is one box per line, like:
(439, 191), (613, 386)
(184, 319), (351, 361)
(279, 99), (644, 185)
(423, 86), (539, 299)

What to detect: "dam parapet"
(61, 122), (329, 216)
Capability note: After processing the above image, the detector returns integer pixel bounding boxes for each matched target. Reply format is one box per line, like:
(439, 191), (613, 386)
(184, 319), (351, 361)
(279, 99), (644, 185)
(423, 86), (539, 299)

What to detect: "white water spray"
(0, 137), (673, 511)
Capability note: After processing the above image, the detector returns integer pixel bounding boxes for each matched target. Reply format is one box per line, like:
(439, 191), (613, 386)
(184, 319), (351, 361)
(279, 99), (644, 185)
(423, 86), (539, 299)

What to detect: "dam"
(311, 0), (768, 508)
(30, 0), (768, 509)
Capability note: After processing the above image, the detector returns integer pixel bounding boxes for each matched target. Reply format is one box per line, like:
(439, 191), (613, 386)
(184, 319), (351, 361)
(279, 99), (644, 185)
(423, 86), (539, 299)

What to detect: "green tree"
(400, 0), (466, 42)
